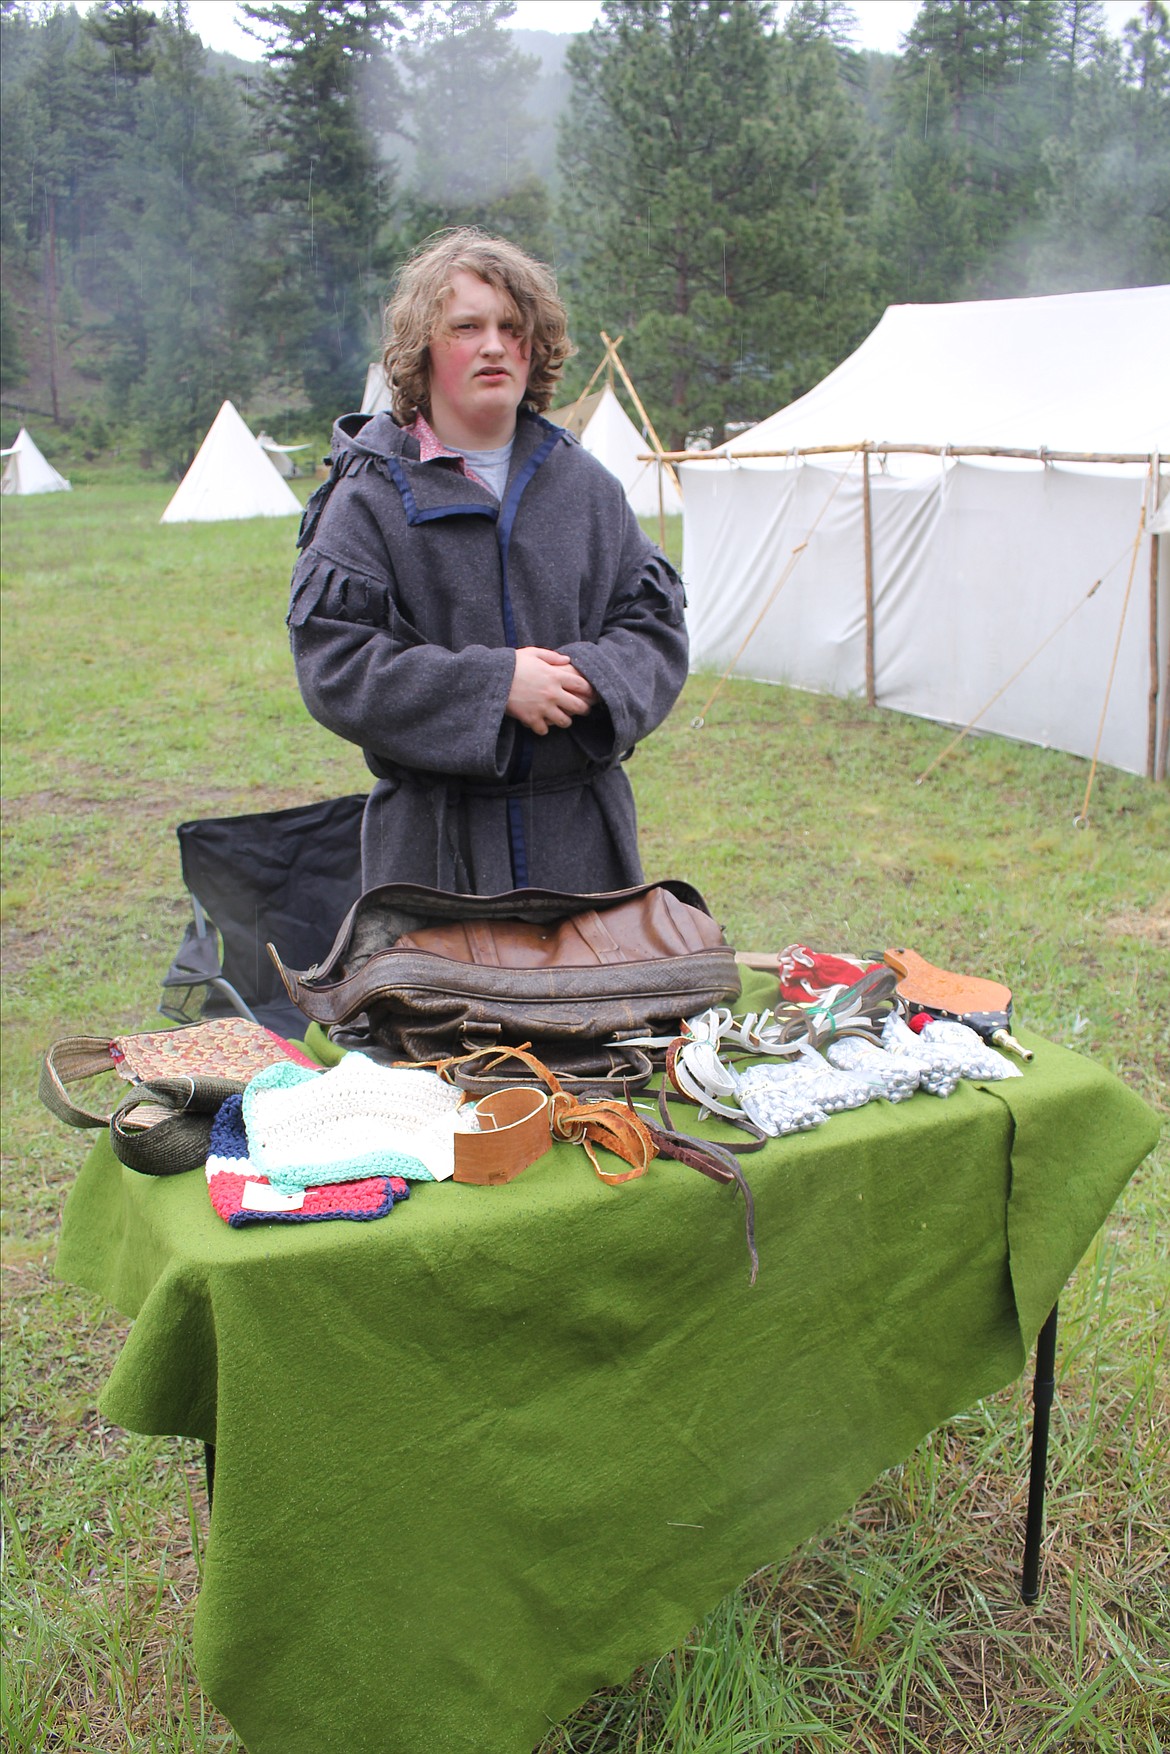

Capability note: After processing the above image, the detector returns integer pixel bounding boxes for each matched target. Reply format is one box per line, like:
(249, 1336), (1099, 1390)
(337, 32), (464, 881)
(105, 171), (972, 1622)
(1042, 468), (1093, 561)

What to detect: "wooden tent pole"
(1158, 586), (1170, 782)
(862, 447), (876, 708)
(563, 338), (622, 430)
(600, 331), (681, 493)
(1148, 455), (1162, 780)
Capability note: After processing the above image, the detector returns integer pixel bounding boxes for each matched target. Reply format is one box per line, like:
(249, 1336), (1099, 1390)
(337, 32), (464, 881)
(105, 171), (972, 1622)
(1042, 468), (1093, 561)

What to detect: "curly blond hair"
(381, 229), (574, 425)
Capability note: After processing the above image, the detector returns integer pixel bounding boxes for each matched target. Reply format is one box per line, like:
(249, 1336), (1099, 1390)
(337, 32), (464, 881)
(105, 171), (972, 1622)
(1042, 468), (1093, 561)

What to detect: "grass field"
(2, 481), (1167, 1752)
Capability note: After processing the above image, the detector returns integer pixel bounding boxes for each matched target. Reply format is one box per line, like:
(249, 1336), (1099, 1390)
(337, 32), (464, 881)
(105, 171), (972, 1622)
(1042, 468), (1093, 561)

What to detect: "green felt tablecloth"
(54, 1019), (1158, 1754)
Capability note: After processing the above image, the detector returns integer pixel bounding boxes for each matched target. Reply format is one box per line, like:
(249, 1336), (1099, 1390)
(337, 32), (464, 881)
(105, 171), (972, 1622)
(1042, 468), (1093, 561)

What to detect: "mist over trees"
(1, 0), (1167, 470)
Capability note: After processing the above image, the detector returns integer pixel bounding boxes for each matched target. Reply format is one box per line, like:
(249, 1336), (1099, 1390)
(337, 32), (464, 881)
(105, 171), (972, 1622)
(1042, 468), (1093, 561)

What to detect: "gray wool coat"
(288, 408), (689, 895)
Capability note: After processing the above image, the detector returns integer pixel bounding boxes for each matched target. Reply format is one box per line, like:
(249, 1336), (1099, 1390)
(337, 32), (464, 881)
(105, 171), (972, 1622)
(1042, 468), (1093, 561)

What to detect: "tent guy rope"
(914, 498), (1153, 791)
(1075, 461), (1154, 826)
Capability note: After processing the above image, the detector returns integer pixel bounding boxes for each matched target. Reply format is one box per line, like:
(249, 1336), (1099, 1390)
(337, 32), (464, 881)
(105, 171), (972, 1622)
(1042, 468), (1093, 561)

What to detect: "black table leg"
(1021, 1302), (1059, 1605)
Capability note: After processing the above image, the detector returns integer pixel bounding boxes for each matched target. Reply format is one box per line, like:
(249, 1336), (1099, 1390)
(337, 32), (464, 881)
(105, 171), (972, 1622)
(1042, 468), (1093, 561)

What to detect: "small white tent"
(681, 286), (1170, 777)
(548, 383), (683, 518)
(257, 433), (310, 479)
(161, 401), (302, 524)
(1, 428), (71, 495)
(361, 363), (393, 416)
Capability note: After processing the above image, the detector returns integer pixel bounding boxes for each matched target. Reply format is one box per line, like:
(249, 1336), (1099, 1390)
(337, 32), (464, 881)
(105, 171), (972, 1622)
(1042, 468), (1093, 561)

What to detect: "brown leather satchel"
(268, 880), (740, 1094)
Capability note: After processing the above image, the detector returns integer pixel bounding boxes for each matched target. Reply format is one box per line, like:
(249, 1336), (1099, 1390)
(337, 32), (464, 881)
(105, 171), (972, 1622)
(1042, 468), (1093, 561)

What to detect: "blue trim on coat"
(382, 454), (499, 527)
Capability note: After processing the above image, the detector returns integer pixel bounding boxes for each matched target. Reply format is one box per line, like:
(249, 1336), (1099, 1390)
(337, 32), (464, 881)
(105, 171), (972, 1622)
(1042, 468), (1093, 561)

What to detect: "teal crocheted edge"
(241, 1060), (435, 1191)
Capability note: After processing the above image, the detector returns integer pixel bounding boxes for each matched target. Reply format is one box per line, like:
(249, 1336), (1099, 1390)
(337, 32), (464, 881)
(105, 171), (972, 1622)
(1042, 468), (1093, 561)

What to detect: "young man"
(288, 229), (689, 895)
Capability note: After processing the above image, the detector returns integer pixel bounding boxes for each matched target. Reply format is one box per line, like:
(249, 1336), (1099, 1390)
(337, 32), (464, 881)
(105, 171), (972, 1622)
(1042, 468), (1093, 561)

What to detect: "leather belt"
(369, 761), (617, 801)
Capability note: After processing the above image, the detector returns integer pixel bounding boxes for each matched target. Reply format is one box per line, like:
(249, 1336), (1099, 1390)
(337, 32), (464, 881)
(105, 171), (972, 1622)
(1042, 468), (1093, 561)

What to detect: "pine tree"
(1031, 0), (1170, 286)
(874, 0), (1074, 299)
(392, 1), (552, 262)
(0, 7), (41, 259)
(558, 0), (877, 448)
(241, 0), (411, 415)
(402, 1), (540, 207)
(71, 2), (162, 407)
(124, 3), (262, 467)
(11, 5), (87, 419)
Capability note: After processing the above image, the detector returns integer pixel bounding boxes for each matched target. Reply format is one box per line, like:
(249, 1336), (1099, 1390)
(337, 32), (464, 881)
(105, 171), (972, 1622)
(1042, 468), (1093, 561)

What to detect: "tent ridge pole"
(565, 342), (618, 430)
(648, 443), (1158, 466)
(600, 331), (680, 494)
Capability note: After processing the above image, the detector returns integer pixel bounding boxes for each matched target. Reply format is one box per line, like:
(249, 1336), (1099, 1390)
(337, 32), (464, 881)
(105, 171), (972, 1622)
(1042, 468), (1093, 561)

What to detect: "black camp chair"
(159, 794), (366, 1044)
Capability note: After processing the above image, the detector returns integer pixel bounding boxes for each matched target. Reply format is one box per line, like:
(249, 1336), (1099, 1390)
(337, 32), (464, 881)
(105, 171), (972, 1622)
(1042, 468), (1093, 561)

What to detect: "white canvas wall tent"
(1, 428), (71, 495)
(361, 363), (393, 416)
(678, 286), (1170, 779)
(547, 382), (683, 519)
(160, 401), (302, 524)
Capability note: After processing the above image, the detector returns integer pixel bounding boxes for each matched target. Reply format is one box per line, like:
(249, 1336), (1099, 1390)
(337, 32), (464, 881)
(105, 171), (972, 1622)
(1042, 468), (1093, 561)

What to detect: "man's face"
(427, 270), (532, 446)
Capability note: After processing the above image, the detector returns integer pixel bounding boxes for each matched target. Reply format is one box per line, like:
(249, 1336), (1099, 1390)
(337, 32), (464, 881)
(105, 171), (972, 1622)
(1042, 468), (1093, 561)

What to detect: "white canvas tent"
(1, 427), (71, 495)
(680, 286), (1170, 778)
(257, 433), (311, 478)
(361, 363), (393, 416)
(161, 401), (301, 524)
(548, 383), (683, 519)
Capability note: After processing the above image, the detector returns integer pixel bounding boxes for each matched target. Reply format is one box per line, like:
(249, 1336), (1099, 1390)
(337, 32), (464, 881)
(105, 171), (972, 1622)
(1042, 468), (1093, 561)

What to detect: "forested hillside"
(2, 0), (1167, 470)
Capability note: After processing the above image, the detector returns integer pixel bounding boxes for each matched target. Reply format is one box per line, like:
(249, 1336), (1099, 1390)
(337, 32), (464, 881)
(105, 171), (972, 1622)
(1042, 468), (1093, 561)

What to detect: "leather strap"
(643, 1110), (759, 1285)
(453, 1088), (552, 1186)
(448, 1040), (654, 1100)
(437, 1043), (653, 1185)
(662, 1039), (768, 1150)
(434, 1042), (760, 1279)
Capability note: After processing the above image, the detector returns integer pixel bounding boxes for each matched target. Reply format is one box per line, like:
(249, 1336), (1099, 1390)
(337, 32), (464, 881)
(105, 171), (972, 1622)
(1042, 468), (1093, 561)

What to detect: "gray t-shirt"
(457, 440), (514, 499)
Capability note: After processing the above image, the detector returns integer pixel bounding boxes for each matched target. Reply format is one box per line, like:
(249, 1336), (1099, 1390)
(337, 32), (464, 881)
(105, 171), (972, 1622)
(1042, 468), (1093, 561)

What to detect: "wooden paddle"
(883, 947), (1033, 1059)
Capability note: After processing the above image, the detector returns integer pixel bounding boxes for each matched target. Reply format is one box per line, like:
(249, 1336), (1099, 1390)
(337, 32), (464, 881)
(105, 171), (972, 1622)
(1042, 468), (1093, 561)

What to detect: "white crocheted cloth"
(242, 1054), (477, 1192)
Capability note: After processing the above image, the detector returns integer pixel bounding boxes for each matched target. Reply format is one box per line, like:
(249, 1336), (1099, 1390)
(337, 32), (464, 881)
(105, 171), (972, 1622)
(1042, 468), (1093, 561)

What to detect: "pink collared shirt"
(405, 412), (493, 493)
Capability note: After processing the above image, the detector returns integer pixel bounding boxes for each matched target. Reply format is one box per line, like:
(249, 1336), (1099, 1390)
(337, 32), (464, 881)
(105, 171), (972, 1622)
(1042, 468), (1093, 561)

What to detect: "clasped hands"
(506, 647), (597, 735)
